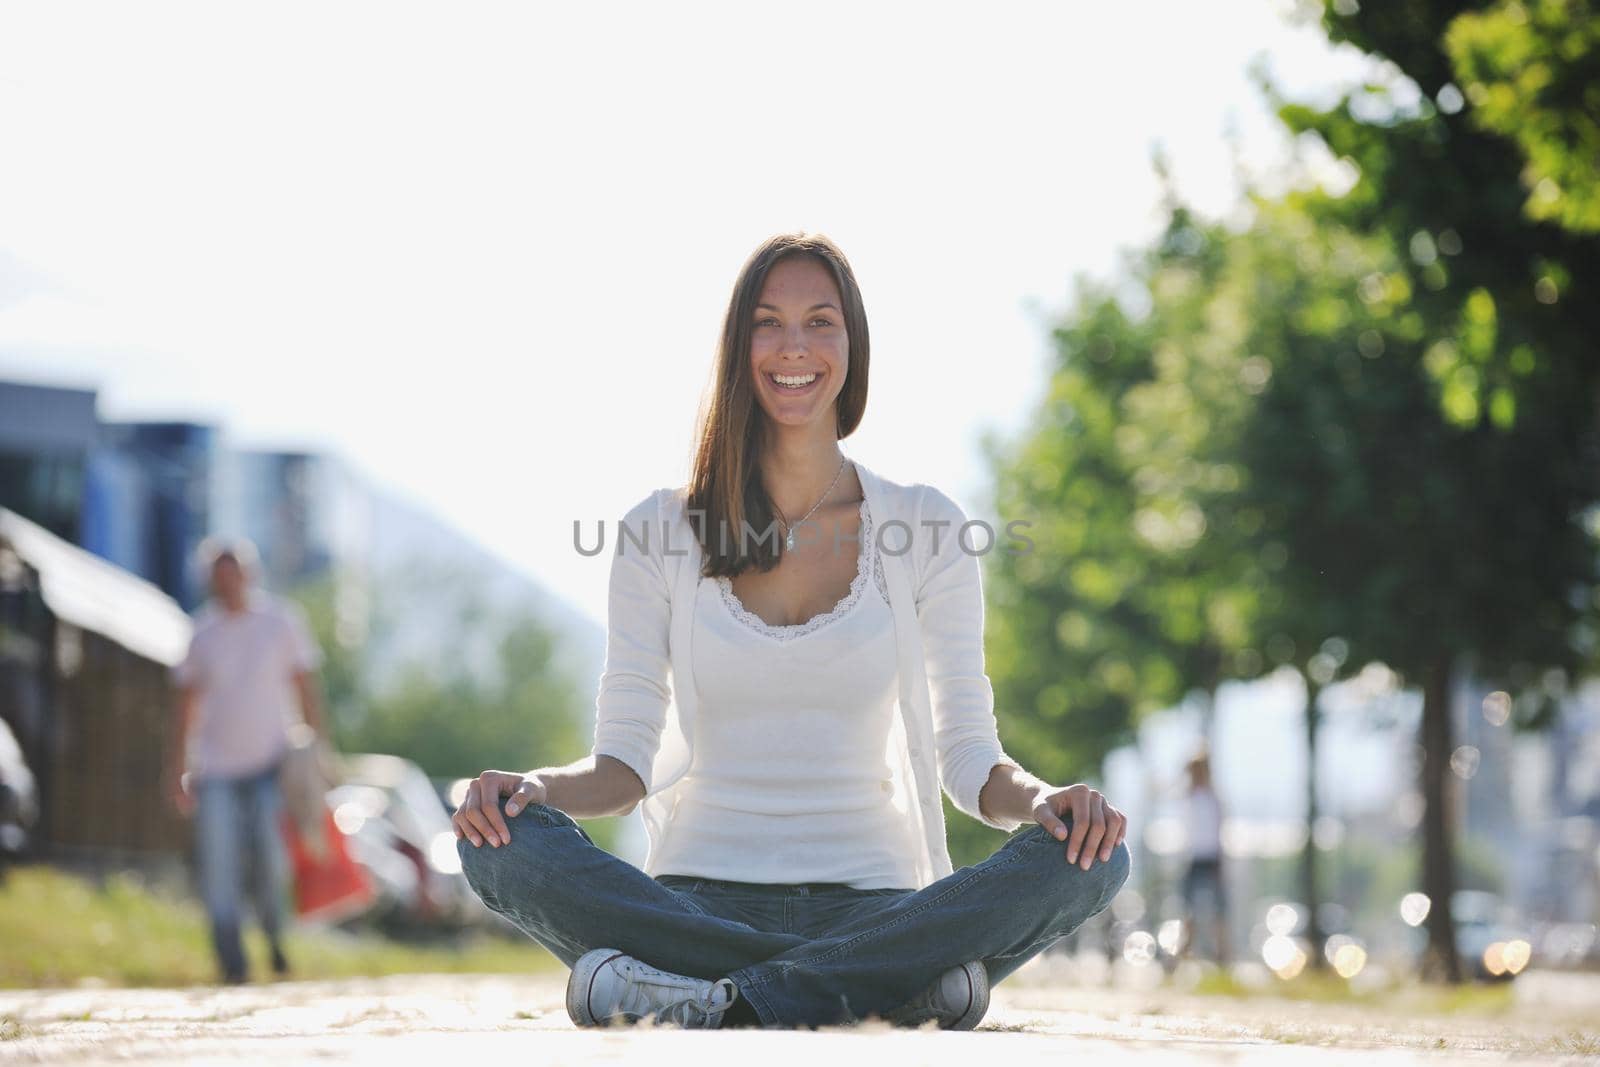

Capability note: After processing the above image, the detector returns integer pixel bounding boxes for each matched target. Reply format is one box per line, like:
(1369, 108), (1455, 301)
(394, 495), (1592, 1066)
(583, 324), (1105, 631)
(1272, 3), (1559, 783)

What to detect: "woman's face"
(747, 255), (848, 434)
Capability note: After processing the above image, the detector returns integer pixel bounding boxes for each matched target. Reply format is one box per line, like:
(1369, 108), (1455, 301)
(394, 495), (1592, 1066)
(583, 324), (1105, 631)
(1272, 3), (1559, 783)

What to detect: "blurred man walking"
(162, 537), (327, 985)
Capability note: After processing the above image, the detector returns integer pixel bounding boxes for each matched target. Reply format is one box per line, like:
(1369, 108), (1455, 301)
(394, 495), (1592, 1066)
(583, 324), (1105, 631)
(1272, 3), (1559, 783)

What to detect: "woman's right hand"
(452, 770), (548, 848)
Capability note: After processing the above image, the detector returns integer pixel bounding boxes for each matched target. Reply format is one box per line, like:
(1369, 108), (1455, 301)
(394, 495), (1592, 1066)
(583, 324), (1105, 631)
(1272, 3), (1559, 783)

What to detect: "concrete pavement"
(2, 962), (1595, 1065)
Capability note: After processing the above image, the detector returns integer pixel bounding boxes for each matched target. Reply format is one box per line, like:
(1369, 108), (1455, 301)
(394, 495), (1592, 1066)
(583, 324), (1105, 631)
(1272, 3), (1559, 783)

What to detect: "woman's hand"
(1032, 783), (1128, 870)
(453, 770), (548, 848)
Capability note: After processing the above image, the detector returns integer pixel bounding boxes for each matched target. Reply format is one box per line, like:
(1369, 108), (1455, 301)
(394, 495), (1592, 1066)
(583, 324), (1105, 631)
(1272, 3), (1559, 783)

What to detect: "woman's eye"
(811, 318), (833, 327)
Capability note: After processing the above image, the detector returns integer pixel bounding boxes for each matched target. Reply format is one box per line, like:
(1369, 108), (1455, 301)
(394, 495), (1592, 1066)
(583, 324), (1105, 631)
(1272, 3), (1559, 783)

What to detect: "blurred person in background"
(162, 537), (327, 985)
(1180, 749), (1229, 964)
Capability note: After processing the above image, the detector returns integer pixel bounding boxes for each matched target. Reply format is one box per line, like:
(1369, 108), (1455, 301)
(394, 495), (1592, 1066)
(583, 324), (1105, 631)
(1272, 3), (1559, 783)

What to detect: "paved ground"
(2, 962), (1596, 1065)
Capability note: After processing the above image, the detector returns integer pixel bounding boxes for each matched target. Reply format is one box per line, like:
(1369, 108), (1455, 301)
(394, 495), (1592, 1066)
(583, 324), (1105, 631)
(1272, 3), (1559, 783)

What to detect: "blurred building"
(216, 451), (362, 593)
(1471, 673), (1600, 927)
(0, 375), (603, 689)
(0, 375), (608, 870)
(214, 449), (373, 647)
(84, 421), (221, 611)
(0, 378), (367, 615)
(2, 381), (223, 611)
(0, 381), (99, 545)
(0, 506), (193, 880)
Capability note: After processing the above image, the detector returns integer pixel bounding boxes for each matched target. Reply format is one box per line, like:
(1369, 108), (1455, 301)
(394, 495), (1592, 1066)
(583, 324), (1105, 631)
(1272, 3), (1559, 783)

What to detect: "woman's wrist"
(978, 761), (1048, 826)
(517, 772), (551, 806)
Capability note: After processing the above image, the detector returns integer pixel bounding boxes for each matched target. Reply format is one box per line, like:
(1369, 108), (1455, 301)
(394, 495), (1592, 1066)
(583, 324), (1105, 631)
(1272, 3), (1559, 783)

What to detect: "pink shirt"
(173, 591), (321, 779)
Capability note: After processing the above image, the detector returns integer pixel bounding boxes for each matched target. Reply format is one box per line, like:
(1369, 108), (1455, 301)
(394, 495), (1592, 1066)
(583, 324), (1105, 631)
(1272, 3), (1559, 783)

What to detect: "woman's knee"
(1097, 839), (1133, 905)
(455, 803), (575, 892)
(1016, 825), (1132, 906)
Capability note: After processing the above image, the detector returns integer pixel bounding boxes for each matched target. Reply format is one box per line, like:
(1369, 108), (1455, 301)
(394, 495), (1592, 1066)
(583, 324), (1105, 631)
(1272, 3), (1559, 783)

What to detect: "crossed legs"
(457, 802), (1131, 1028)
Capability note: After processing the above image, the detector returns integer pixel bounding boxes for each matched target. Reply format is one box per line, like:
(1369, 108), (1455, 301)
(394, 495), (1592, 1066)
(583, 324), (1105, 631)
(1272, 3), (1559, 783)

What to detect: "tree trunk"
(1302, 675), (1326, 970)
(1419, 652), (1463, 983)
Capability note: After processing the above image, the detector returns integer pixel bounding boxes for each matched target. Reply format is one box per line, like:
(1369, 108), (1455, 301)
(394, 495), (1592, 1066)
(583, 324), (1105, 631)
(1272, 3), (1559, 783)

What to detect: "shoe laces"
(611, 957), (736, 1028)
(885, 984), (938, 1024)
(886, 964), (967, 1026)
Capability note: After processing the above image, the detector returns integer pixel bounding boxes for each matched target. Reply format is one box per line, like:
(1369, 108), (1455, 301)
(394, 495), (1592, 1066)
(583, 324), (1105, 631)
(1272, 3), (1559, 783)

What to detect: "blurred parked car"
(326, 753), (488, 931)
(0, 718), (38, 880)
(1396, 889), (1534, 982)
(1531, 919), (1599, 970)
(1449, 890), (1534, 982)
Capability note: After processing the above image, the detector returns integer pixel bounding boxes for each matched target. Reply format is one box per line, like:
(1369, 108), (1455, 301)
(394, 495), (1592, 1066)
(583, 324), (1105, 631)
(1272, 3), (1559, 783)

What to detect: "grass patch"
(0, 863), (561, 988)
(1185, 964), (1517, 1016)
(978, 1020), (1038, 1032)
(1255, 1023), (1308, 1045)
(1542, 1030), (1600, 1056)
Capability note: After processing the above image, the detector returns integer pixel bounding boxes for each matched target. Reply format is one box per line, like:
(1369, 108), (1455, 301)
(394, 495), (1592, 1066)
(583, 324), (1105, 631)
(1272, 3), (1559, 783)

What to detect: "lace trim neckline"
(715, 498), (884, 642)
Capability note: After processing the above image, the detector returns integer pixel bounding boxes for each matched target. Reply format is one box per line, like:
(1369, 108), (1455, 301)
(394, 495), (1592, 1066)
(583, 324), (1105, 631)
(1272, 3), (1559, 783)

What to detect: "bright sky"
(0, 1), (1371, 626)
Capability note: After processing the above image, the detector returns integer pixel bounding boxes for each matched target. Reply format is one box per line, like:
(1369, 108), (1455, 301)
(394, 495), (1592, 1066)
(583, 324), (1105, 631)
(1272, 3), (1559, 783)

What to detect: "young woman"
(451, 232), (1132, 1031)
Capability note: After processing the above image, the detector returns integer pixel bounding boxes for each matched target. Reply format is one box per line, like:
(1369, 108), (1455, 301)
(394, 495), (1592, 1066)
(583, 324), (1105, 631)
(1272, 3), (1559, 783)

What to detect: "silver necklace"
(774, 455), (849, 552)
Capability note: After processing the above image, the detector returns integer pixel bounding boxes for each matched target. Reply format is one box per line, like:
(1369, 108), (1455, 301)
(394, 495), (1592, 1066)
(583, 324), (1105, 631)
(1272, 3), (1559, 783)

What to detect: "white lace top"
(710, 499), (891, 640)
(646, 499), (920, 889)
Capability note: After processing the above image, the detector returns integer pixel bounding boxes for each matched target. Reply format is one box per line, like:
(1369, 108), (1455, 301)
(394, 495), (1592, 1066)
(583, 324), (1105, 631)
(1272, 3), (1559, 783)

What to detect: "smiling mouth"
(769, 371), (820, 391)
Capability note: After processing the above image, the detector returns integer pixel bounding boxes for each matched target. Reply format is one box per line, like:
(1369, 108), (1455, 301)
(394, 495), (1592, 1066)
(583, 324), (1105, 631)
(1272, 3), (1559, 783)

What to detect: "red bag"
(280, 804), (375, 923)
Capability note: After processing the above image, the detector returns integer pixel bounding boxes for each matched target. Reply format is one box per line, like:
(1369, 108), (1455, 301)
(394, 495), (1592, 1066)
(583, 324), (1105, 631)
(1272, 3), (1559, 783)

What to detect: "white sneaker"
(882, 961), (989, 1030)
(567, 948), (739, 1029)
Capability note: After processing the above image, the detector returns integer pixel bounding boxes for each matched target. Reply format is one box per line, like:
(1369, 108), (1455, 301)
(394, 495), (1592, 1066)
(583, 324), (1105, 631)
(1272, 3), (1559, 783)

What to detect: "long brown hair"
(686, 232), (871, 579)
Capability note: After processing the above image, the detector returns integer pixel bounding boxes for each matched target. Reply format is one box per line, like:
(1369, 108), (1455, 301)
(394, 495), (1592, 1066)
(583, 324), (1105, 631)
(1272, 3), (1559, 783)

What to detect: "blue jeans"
(193, 758), (291, 979)
(457, 801), (1131, 1028)
(1182, 857), (1225, 915)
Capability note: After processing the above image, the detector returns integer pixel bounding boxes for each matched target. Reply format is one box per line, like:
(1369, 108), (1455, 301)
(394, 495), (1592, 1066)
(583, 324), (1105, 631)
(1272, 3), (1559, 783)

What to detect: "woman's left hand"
(1032, 783), (1128, 870)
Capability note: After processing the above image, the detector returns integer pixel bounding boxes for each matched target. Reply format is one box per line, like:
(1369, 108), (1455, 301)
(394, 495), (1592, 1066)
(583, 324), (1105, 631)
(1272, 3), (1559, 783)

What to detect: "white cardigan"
(591, 454), (1025, 890)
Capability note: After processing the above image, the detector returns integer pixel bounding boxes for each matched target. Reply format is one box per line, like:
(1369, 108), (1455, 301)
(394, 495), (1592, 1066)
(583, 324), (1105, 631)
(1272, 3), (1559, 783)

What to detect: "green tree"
(966, 185), (1276, 871)
(975, 0), (1600, 977)
(1259, 0), (1600, 981)
(345, 614), (585, 781)
(287, 565), (621, 853)
(284, 568), (373, 751)
(1446, 0), (1600, 234)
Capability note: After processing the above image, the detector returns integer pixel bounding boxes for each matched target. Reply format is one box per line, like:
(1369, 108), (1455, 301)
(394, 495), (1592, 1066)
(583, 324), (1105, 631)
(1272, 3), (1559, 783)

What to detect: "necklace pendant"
(785, 529), (796, 551)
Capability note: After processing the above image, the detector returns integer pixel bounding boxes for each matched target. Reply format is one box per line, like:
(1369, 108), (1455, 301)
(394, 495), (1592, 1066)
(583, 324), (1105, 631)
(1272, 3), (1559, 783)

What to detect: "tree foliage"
(972, 1), (1600, 976)
(1446, 0), (1600, 234)
(287, 564), (619, 850)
